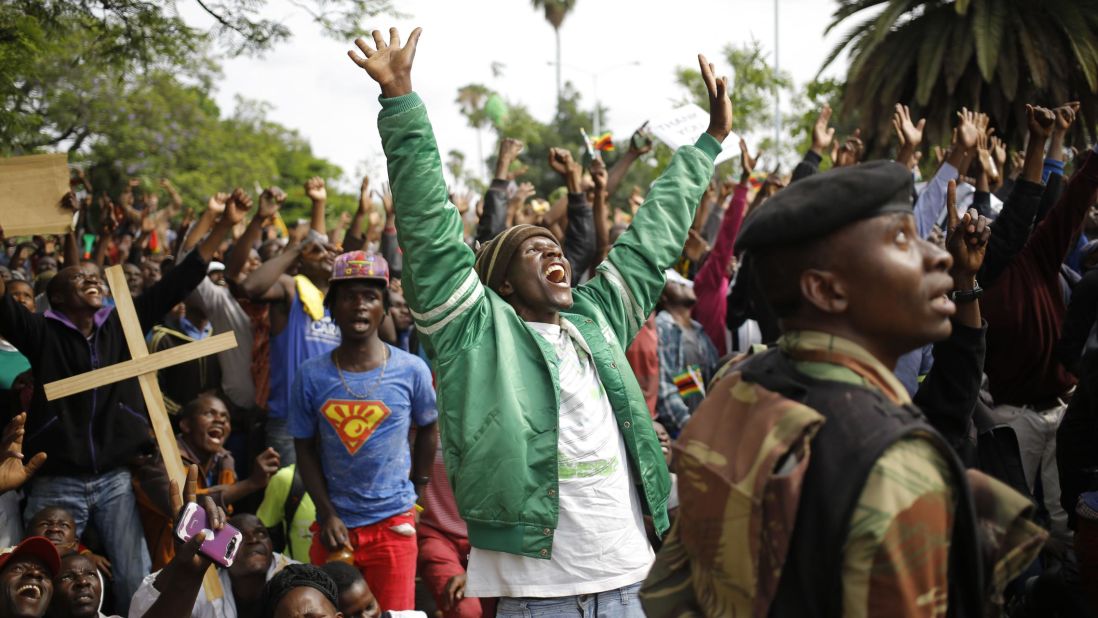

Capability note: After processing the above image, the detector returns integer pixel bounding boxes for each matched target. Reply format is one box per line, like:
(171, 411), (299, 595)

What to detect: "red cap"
(0, 537), (61, 577)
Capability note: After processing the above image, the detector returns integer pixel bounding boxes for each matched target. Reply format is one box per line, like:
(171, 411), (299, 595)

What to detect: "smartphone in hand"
(174, 502), (243, 568)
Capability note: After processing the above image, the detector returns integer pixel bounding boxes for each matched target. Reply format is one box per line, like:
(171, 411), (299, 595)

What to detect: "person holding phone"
(128, 466), (297, 618)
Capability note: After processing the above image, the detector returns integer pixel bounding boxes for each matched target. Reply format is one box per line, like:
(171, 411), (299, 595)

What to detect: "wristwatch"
(412, 476), (430, 486)
(949, 281), (983, 303)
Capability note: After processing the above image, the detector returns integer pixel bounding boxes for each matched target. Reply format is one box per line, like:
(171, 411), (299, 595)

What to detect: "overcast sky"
(179, 0), (853, 190)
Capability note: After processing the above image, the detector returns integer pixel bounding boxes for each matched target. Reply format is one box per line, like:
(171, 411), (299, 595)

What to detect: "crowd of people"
(1, 23), (1097, 618)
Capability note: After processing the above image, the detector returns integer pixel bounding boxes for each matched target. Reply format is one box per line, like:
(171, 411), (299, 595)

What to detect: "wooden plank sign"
(0, 153), (75, 236)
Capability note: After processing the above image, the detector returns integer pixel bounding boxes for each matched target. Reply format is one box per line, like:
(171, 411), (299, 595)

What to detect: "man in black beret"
(644, 162), (1044, 617)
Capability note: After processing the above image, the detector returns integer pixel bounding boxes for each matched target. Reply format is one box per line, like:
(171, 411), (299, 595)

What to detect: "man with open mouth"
(0, 187), (248, 615)
(133, 393), (280, 570)
(347, 26), (728, 616)
(0, 536), (60, 618)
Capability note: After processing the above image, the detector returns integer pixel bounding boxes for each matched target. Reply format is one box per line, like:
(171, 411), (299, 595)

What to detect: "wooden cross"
(43, 264), (238, 495)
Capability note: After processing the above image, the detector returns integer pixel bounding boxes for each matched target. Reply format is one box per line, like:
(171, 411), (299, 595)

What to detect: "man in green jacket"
(347, 27), (730, 615)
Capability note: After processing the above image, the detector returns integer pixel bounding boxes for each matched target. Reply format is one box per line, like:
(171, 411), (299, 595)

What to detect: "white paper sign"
(648, 104), (739, 165)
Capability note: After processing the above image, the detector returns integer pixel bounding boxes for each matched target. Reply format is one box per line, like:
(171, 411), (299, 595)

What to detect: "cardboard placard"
(648, 104), (740, 166)
(0, 153), (74, 236)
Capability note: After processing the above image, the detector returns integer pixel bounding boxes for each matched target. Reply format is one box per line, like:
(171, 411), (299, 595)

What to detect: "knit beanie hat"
(474, 224), (559, 292)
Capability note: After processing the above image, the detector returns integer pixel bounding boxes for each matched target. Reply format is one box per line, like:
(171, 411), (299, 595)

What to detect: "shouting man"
(347, 27), (728, 615)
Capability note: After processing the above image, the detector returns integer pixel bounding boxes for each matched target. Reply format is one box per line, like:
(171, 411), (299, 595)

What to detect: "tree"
(531, 0), (577, 107)
(674, 40), (794, 166)
(822, 0), (1098, 152)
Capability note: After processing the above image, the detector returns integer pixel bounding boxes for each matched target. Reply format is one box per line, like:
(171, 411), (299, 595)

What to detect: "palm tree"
(456, 84), (493, 179)
(821, 0), (1098, 151)
(531, 0), (577, 109)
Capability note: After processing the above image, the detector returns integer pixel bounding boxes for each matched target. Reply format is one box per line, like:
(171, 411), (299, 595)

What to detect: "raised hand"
(974, 132), (998, 184)
(628, 124), (654, 156)
(547, 148), (576, 176)
(990, 136), (1007, 171)
(207, 193), (228, 215)
(375, 183), (394, 219)
(589, 158), (608, 192)
(954, 107), (981, 151)
(698, 54), (732, 143)
(892, 104), (926, 149)
(810, 105), (836, 155)
(0, 413), (47, 494)
(1054, 101), (1080, 133)
(347, 27), (422, 98)
(304, 177), (327, 203)
(1025, 104), (1056, 142)
(945, 179), (991, 278)
(168, 465), (224, 572)
(548, 148), (582, 192)
(258, 186), (285, 221)
(495, 138), (524, 181)
(683, 228), (711, 262)
(893, 103), (925, 169)
(223, 188), (253, 225)
(249, 447), (280, 487)
(738, 137), (759, 181)
(833, 129), (864, 167)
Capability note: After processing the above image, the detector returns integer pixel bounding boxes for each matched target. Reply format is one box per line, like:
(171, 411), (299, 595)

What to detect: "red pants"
(417, 524), (494, 618)
(310, 511), (418, 612)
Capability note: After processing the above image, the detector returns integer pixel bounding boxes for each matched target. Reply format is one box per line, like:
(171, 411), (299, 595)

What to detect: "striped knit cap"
(473, 224), (559, 292)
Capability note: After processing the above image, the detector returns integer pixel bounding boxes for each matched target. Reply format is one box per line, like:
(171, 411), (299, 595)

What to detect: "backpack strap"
(283, 465), (307, 536)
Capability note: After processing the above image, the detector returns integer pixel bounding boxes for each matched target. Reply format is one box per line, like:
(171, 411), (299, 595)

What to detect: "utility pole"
(774, 0), (781, 154)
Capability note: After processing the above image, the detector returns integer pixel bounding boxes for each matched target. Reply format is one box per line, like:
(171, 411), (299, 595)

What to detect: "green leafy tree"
(531, 0), (577, 106)
(77, 71), (345, 224)
(822, 0), (1098, 152)
(674, 40), (794, 164)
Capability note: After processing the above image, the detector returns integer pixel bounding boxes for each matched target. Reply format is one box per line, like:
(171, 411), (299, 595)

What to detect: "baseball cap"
(0, 537), (61, 577)
(329, 251), (390, 286)
(207, 261), (226, 274)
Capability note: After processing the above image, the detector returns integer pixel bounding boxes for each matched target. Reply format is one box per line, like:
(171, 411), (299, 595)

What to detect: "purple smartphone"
(174, 502), (243, 568)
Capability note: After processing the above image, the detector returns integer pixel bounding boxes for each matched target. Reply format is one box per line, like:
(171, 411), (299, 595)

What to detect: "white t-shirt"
(464, 321), (654, 598)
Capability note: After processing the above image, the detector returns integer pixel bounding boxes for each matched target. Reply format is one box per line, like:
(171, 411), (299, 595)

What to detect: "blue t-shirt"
(269, 294), (341, 420)
(288, 345), (437, 527)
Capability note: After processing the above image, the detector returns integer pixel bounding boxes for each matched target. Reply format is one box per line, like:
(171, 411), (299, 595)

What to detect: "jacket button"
(547, 488), (556, 497)
(585, 319), (592, 324)
(623, 420), (631, 429)
(539, 549), (548, 557)
(543, 528), (551, 536)
(611, 362), (617, 369)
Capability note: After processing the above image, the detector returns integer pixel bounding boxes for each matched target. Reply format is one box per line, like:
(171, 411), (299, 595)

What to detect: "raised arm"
(891, 103), (926, 171)
(692, 138), (753, 356)
(606, 124), (653, 197)
(548, 147), (596, 281)
(590, 158), (611, 267)
(351, 27), (488, 360)
(476, 138), (523, 243)
(791, 105), (834, 183)
(227, 187), (283, 285)
(179, 193), (228, 257)
(134, 190), (247, 330)
(578, 54), (728, 343)
(305, 177), (328, 236)
(343, 177), (372, 252)
(913, 108), (981, 238)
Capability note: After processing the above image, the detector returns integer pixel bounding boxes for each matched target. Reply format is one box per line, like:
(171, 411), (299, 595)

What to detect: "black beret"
(736, 160), (913, 252)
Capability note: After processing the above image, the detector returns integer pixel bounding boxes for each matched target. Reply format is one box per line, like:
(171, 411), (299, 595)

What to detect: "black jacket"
(0, 250), (210, 475)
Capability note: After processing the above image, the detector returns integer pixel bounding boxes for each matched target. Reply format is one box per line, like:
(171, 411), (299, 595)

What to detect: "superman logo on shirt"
(320, 400), (391, 456)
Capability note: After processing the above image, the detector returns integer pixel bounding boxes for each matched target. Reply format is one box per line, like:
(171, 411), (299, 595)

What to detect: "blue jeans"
(495, 582), (645, 617)
(266, 416), (297, 466)
(24, 468), (151, 615)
